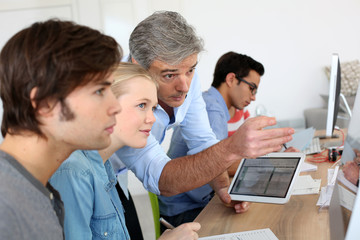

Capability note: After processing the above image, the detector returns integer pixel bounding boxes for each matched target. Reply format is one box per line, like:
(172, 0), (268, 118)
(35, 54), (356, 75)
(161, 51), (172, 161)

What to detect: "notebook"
(199, 228), (278, 240)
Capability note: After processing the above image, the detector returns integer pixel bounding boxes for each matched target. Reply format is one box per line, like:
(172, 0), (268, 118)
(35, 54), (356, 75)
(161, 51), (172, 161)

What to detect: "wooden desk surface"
(195, 129), (349, 239)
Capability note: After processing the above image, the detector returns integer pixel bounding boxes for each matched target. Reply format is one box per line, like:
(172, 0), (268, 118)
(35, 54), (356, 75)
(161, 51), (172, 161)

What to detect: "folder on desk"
(284, 127), (315, 151)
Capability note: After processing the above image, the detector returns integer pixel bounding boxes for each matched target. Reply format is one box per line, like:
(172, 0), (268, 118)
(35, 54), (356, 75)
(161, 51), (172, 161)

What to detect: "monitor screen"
(325, 54), (341, 138)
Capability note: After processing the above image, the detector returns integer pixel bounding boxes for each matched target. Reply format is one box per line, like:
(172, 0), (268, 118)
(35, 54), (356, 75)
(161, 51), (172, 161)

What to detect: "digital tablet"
(228, 152), (305, 204)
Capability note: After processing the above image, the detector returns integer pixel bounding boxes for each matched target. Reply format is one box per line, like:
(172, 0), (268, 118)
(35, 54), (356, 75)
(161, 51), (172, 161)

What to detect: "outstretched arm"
(159, 116), (294, 196)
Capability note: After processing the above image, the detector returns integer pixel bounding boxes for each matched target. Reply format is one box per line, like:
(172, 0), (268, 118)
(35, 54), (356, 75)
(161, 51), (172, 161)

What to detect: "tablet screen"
(229, 156), (301, 198)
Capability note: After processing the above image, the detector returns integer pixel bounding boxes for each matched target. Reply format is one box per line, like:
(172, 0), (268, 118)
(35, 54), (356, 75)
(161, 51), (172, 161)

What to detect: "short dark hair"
(0, 19), (122, 138)
(212, 51), (264, 89)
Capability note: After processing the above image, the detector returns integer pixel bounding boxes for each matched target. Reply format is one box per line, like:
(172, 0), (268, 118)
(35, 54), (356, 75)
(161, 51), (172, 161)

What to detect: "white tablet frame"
(228, 152), (305, 204)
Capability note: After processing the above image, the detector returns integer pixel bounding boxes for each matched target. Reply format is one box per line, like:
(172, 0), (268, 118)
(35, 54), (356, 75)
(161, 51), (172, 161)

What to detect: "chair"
(148, 192), (161, 239)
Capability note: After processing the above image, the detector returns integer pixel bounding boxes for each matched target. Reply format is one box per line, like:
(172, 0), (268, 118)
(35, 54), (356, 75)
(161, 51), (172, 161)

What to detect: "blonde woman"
(50, 63), (200, 239)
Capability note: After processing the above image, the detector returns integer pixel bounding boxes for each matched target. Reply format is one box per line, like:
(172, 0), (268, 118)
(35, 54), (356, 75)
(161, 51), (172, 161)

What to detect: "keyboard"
(303, 137), (322, 155)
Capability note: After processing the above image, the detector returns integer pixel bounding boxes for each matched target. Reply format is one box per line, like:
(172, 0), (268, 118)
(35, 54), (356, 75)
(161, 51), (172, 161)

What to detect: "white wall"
(2, 0), (360, 123)
(180, 0), (360, 121)
(1, 0), (360, 194)
(99, 0), (360, 122)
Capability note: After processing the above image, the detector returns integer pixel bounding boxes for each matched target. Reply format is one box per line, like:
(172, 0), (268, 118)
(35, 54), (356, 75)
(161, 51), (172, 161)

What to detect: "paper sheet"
(317, 167), (340, 207)
(292, 175), (321, 195)
(199, 228), (278, 240)
(317, 185), (334, 207)
(285, 127), (315, 151)
(338, 184), (357, 211)
(300, 162), (318, 172)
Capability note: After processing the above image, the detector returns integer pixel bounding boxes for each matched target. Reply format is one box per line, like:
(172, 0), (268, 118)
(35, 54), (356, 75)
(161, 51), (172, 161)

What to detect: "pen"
(159, 217), (175, 229)
(283, 143), (288, 150)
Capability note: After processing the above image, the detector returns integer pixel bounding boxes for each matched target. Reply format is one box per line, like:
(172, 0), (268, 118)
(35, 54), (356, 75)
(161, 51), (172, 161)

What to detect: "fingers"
(180, 222), (200, 240)
(161, 223), (201, 240)
(239, 135), (293, 158)
(188, 222), (201, 232)
(246, 116), (277, 130)
(216, 188), (232, 205)
(284, 147), (299, 152)
(234, 201), (251, 213)
(230, 116), (295, 158)
(243, 117), (294, 139)
(258, 127), (295, 140)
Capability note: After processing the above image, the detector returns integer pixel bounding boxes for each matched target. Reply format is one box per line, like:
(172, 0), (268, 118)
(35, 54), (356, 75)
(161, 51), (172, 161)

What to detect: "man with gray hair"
(113, 10), (294, 228)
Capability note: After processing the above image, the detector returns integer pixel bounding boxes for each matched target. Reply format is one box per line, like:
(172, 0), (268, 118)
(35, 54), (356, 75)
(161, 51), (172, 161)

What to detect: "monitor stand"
(318, 92), (352, 140)
(340, 93), (352, 118)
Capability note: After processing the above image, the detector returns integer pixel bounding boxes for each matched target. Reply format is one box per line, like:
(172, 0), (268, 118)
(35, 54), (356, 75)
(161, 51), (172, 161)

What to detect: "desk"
(195, 130), (350, 239)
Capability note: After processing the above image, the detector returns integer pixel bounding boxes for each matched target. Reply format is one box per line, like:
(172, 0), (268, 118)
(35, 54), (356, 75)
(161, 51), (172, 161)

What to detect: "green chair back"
(148, 192), (161, 239)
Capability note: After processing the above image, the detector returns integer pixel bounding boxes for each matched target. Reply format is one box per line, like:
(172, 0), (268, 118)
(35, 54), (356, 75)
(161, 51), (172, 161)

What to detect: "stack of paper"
(316, 166), (339, 208)
(300, 162), (318, 172)
(338, 184), (357, 211)
(292, 175), (321, 195)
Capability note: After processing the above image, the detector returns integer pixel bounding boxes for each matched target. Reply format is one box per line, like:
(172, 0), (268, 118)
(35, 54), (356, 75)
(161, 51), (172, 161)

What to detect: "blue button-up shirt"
(50, 150), (129, 240)
(159, 86), (230, 216)
(112, 72), (219, 195)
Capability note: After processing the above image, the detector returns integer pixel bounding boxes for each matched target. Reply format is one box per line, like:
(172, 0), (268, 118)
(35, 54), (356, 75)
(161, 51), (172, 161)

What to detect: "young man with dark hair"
(0, 19), (122, 239)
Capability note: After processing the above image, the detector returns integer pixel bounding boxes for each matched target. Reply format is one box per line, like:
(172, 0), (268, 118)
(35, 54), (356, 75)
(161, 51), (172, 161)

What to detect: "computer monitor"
(329, 81), (360, 239)
(323, 54), (341, 139)
(341, 75), (360, 164)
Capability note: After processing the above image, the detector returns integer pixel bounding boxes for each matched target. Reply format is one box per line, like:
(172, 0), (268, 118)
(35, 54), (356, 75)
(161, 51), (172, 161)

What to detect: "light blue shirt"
(112, 72), (219, 195)
(50, 150), (129, 240)
(159, 86), (230, 216)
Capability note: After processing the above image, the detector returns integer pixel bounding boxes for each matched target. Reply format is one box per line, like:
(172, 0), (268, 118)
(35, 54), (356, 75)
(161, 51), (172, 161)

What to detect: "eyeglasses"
(235, 74), (258, 95)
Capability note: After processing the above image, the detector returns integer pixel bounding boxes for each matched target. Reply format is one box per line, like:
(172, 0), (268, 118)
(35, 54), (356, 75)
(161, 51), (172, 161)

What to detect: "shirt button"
(104, 232), (108, 237)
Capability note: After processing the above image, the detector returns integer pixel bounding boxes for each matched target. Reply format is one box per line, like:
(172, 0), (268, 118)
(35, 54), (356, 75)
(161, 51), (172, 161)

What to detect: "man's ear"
(225, 72), (236, 88)
(30, 87), (56, 117)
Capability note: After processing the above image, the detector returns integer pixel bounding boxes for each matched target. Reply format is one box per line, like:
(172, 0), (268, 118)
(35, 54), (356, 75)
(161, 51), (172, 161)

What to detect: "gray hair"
(129, 11), (204, 69)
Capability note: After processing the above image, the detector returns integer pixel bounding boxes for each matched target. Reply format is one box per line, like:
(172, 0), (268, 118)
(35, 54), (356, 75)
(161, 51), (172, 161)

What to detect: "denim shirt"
(50, 150), (129, 240)
(112, 72), (219, 195)
(159, 86), (230, 216)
